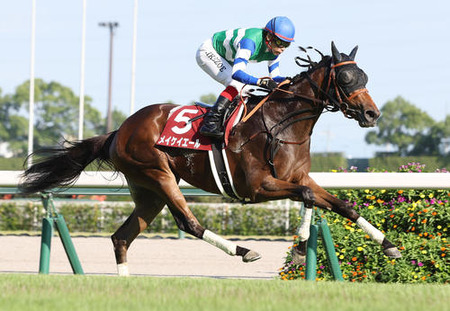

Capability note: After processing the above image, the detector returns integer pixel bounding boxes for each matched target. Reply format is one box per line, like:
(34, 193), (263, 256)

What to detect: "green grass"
(0, 274), (448, 311)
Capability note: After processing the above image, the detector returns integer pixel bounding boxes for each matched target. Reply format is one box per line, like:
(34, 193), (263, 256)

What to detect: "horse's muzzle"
(355, 106), (380, 128)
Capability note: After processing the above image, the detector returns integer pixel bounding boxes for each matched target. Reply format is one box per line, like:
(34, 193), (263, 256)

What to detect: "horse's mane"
(247, 47), (330, 101)
(290, 48), (331, 85)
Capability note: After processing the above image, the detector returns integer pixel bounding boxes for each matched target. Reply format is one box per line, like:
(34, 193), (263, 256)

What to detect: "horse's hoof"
(117, 263), (130, 276)
(383, 247), (402, 258)
(291, 249), (306, 265)
(242, 250), (261, 263)
(291, 242), (307, 265)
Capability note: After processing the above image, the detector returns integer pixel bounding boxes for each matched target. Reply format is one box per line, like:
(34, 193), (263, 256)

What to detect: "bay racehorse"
(19, 42), (401, 276)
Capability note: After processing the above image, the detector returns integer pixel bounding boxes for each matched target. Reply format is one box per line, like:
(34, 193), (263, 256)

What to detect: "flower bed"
(280, 163), (449, 283)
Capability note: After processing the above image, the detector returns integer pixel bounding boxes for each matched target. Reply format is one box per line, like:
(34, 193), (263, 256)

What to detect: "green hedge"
(0, 201), (301, 236)
(309, 153), (347, 172)
(370, 156), (449, 172)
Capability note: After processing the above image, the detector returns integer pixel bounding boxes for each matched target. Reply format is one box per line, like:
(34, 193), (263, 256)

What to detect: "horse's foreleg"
(306, 178), (402, 259)
(164, 183), (261, 262)
(244, 176), (316, 265)
(252, 176), (316, 207)
(291, 206), (313, 265)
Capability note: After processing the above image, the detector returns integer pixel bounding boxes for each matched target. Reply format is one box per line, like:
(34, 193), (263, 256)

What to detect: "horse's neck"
(272, 67), (327, 141)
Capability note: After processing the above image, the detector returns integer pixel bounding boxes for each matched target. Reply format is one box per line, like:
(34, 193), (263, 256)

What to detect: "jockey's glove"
(257, 78), (278, 91)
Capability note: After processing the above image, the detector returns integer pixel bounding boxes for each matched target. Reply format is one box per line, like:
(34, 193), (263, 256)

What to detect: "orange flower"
(398, 190), (404, 194)
(390, 215), (395, 218)
(441, 247), (446, 251)
(411, 219), (416, 222)
(409, 213), (414, 217)
(377, 199), (384, 204)
(432, 212), (437, 216)
(442, 253), (446, 257)
(422, 219), (427, 224)
(411, 227), (416, 231)
(352, 257), (357, 261)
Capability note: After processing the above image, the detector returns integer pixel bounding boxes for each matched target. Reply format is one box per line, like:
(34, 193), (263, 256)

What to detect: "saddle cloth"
(156, 102), (244, 151)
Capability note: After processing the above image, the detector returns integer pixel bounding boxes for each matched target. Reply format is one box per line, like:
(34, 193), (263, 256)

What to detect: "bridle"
(325, 60), (369, 119)
(240, 57), (369, 178)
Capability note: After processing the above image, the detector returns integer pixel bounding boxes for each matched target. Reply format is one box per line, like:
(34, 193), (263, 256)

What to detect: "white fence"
(1, 171), (449, 189)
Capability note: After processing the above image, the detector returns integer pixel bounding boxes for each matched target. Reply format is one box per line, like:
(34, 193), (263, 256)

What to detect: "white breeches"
(196, 39), (249, 94)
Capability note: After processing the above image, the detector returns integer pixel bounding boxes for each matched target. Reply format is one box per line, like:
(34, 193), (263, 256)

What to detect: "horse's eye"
(338, 71), (354, 85)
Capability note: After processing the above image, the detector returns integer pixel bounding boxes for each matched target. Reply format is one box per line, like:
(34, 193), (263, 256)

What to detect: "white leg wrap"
(117, 263), (130, 276)
(356, 217), (385, 244)
(202, 229), (237, 256)
(297, 208), (313, 242)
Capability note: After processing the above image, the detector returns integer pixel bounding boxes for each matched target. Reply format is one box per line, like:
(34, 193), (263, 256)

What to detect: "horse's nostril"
(365, 110), (378, 121)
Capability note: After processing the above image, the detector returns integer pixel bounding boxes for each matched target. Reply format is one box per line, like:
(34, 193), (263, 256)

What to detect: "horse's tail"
(18, 131), (117, 194)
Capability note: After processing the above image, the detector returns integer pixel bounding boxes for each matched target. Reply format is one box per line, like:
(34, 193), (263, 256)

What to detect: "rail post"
(38, 192), (84, 275)
(305, 223), (319, 281)
(38, 216), (53, 274)
(301, 207), (343, 281)
(318, 217), (344, 281)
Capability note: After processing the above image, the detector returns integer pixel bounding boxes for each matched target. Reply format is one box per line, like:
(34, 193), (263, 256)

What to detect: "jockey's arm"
(268, 57), (285, 83)
(231, 38), (259, 85)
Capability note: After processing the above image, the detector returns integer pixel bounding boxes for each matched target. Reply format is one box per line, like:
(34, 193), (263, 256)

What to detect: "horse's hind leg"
(111, 184), (166, 276)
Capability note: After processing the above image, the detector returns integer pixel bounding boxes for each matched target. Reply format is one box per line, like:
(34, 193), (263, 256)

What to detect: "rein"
(239, 59), (368, 178)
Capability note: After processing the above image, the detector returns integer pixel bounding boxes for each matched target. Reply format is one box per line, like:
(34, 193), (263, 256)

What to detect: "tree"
(365, 96), (436, 156)
(0, 88), (29, 156)
(410, 115), (450, 156)
(0, 79), (111, 156)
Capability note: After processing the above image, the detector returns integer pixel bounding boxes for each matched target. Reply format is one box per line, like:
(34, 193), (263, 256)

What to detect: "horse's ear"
(331, 41), (342, 63)
(349, 45), (358, 60)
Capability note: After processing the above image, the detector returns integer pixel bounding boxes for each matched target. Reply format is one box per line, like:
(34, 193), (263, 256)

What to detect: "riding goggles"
(272, 36), (291, 48)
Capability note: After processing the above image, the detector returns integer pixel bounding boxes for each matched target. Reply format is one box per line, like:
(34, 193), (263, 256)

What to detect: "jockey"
(196, 16), (295, 139)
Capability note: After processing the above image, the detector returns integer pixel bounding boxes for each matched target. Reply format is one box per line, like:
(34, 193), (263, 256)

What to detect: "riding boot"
(200, 95), (232, 139)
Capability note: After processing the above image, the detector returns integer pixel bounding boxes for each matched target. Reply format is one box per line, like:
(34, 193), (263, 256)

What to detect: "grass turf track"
(0, 274), (448, 311)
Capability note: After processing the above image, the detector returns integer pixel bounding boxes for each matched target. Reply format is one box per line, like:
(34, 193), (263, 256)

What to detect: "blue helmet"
(264, 16), (295, 42)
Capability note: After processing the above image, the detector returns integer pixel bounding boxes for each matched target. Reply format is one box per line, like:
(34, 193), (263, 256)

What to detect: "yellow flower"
(357, 247), (363, 251)
(437, 225), (442, 229)
(339, 255), (344, 259)
(368, 205), (374, 209)
(421, 250), (427, 254)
